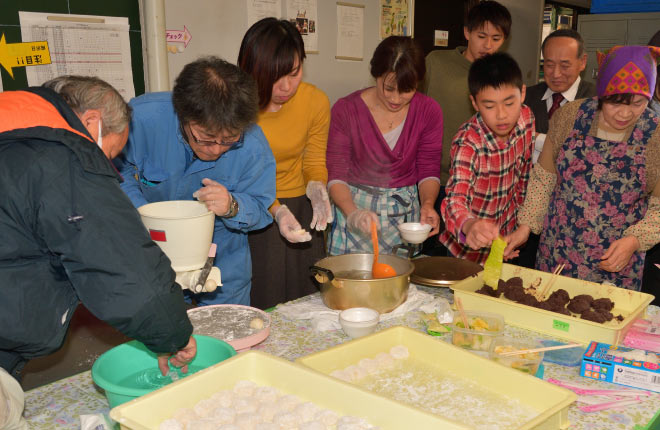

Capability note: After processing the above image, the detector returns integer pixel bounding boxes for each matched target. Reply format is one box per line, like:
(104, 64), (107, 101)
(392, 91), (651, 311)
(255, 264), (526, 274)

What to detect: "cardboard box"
(580, 341), (660, 392)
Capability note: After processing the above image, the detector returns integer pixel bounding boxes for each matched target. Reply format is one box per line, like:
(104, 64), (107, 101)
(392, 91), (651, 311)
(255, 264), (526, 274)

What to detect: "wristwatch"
(221, 194), (239, 218)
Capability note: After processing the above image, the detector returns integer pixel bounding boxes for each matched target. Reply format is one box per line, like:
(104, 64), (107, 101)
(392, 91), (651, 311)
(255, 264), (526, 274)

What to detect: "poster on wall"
(247, 0), (282, 28)
(19, 11), (134, 100)
(285, 0), (318, 53)
(336, 3), (363, 61)
(379, 0), (413, 39)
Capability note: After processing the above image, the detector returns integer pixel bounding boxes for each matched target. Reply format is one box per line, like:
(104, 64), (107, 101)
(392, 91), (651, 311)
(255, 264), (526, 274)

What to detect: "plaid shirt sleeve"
(441, 125), (480, 240)
(514, 106), (536, 211)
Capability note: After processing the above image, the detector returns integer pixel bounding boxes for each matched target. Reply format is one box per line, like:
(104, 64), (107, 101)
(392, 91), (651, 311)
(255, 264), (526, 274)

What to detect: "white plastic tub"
(138, 200), (214, 271)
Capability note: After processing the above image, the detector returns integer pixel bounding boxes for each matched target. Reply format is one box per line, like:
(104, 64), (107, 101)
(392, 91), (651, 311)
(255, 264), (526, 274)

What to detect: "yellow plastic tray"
(109, 350), (465, 430)
(297, 326), (576, 430)
(451, 263), (654, 345)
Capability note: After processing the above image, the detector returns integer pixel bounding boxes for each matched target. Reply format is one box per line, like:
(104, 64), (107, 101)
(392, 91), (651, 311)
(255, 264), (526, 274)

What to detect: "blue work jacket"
(117, 92), (276, 305)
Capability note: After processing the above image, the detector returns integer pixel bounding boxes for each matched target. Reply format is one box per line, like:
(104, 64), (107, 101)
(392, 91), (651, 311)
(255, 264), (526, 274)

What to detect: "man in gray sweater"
(421, 0), (511, 254)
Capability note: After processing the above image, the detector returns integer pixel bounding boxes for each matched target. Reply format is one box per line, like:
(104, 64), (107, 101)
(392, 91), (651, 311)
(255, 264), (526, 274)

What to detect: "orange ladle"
(371, 221), (397, 279)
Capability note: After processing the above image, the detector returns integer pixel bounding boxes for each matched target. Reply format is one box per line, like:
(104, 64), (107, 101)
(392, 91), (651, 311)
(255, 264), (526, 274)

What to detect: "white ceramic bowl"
(339, 307), (379, 338)
(398, 222), (432, 244)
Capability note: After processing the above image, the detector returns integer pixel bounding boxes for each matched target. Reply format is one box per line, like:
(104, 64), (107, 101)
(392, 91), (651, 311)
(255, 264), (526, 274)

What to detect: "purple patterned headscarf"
(596, 45), (660, 99)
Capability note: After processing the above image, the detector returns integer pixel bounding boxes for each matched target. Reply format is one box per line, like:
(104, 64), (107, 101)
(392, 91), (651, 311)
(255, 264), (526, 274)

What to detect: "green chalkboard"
(0, 0), (144, 96)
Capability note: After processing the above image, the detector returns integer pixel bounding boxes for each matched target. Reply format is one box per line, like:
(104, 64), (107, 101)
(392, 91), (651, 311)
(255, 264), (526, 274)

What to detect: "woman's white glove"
(347, 209), (379, 235)
(306, 181), (333, 231)
(275, 205), (312, 243)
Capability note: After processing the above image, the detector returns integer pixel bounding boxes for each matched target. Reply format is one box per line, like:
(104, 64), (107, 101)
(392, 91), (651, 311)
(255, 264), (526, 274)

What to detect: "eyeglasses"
(186, 123), (243, 147)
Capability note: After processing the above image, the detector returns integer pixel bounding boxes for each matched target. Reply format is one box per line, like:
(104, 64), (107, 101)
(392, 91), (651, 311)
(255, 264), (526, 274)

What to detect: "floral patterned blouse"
(519, 99), (660, 252)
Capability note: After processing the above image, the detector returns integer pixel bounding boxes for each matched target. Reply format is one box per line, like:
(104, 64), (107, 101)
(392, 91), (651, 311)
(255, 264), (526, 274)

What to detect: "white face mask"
(97, 119), (103, 149)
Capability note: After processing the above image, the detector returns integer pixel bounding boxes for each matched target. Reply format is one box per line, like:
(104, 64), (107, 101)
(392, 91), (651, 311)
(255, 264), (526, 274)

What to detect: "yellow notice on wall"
(0, 33), (51, 78)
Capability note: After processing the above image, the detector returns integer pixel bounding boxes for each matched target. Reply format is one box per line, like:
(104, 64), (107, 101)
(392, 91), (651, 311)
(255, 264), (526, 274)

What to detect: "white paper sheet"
(285, 0), (319, 53)
(336, 3), (363, 61)
(19, 11), (135, 100)
(247, 0), (282, 28)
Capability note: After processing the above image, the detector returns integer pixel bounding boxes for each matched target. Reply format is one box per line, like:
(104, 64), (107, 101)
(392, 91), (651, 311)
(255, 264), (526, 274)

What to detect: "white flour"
(188, 306), (269, 341)
(346, 356), (538, 430)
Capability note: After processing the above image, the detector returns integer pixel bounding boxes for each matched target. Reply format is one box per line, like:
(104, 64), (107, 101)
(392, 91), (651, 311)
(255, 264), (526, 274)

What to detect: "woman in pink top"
(327, 36), (444, 255)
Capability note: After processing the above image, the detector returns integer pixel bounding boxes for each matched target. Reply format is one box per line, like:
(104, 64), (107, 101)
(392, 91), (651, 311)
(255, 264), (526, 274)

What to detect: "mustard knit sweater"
(257, 82), (330, 207)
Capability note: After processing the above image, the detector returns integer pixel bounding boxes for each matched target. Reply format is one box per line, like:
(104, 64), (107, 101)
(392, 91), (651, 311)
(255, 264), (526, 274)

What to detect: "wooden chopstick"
(455, 297), (470, 329)
(497, 342), (583, 357)
(537, 263), (565, 300)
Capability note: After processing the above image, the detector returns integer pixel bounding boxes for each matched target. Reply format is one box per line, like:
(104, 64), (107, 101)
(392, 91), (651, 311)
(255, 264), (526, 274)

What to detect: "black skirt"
(248, 195), (326, 309)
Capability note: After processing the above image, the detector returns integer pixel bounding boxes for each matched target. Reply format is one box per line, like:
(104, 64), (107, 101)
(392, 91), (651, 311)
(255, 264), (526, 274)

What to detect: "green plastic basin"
(92, 334), (236, 408)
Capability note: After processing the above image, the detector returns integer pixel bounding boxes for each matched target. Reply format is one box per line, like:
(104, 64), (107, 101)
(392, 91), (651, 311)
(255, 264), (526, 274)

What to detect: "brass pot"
(310, 251), (414, 313)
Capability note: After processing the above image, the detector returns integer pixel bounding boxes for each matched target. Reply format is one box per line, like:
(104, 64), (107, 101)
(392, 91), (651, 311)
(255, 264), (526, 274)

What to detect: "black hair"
(370, 36), (425, 93)
(597, 93), (648, 110)
(465, 1), (512, 39)
(542, 29), (586, 58)
(172, 56), (258, 134)
(238, 18), (306, 110)
(468, 52), (523, 97)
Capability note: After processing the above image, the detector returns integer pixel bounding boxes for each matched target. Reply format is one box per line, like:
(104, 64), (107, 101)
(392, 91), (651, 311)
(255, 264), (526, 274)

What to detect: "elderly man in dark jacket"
(0, 76), (195, 429)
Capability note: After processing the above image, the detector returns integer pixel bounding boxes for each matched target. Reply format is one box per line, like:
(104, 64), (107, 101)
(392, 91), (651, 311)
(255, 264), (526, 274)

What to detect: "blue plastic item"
(591, 0), (660, 14)
(535, 362), (545, 379)
(540, 340), (585, 367)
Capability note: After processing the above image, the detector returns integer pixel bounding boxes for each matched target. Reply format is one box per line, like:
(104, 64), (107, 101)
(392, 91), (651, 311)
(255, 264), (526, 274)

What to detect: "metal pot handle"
(391, 244), (415, 259)
(310, 265), (335, 283)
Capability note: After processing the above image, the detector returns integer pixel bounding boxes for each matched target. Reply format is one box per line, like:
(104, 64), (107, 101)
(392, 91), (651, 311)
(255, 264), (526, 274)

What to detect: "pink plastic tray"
(187, 304), (271, 352)
(623, 319), (660, 353)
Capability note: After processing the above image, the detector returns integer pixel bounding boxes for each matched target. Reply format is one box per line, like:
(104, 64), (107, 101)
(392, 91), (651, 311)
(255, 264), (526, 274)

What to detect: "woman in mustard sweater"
(239, 18), (332, 309)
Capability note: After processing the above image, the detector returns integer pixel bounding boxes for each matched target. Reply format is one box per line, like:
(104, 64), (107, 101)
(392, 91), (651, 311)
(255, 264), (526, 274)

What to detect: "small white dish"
(398, 222), (432, 244)
(339, 307), (379, 338)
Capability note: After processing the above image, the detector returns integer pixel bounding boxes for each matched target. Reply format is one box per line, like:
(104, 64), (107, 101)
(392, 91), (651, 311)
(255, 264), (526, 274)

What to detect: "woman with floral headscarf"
(505, 45), (660, 291)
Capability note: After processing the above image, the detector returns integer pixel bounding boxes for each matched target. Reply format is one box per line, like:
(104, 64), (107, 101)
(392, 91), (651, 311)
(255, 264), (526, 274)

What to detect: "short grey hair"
(42, 75), (132, 135)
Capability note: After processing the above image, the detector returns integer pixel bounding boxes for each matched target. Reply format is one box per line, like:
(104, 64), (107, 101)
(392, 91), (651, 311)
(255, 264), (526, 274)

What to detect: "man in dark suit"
(525, 29), (596, 162)
(518, 29), (596, 269)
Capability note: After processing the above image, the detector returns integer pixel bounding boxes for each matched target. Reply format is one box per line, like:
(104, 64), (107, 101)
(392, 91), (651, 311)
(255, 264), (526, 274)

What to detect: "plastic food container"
(451, 263), (654, 345)
(92, 335), (236, 408)
(109, 350), (457, 430)
(297, 326), (576, 430)
(397, 222), (432, 244)
(451, 311), (504, 351)
(490, 337), (544, 375)
(187, 304), (271, 352)
(138, 200), (214, 271)
(540, 340), (585, 366)
(339, 307), (379, 338)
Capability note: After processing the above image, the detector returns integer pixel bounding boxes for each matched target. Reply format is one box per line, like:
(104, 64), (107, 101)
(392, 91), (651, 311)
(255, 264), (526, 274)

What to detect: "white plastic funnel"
(138, 200), (214, 272)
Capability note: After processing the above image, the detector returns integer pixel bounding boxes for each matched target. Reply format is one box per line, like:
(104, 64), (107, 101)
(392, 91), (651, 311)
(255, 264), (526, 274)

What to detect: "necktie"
(548, 92), (564, 119)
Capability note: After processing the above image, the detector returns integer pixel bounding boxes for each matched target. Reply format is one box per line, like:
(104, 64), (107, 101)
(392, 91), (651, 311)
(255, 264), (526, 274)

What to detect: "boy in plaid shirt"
(439, 52), (535, 264)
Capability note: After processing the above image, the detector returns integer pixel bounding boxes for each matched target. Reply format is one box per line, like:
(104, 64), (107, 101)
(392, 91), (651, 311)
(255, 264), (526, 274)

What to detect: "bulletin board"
(0, 0), (145, 95)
